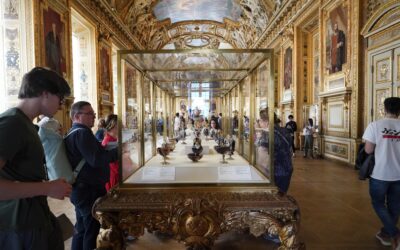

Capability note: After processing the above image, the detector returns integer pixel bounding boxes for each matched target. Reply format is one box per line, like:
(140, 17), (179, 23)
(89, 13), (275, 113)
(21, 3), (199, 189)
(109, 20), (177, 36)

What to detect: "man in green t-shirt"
(0, 67), (72, 249)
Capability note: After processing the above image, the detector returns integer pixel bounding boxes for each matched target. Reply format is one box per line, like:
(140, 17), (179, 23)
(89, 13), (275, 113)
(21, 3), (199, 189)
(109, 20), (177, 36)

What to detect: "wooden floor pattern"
(48, 152), (393, 249)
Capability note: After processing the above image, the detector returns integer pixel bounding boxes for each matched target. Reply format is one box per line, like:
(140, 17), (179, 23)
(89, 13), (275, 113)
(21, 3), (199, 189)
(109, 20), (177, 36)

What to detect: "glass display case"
(94, 49), (302, 249)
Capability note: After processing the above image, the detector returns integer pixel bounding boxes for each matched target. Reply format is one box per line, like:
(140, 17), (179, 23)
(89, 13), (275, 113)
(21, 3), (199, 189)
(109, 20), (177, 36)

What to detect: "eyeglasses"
(78, 111), (96, 116)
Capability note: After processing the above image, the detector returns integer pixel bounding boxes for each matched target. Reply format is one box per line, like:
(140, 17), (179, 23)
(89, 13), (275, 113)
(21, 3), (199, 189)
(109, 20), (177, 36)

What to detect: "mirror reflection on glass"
(241, 77), (251, 161)
(121, 60), (140, 181)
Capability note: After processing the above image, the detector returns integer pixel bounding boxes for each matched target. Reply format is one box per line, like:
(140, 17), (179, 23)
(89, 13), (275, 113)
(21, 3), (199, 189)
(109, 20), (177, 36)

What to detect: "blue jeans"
(369, 178), (400, 237)
(71, 182), (106, 250)
(304, 135), (313, 157)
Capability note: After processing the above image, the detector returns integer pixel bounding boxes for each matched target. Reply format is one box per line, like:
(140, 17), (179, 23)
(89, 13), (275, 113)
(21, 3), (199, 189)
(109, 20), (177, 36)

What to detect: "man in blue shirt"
(64, 101), (118, 250)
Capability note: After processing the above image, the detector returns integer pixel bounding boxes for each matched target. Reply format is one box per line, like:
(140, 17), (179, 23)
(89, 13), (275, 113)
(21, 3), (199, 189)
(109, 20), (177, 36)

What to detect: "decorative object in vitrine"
(157, 146), (169, 165)
(203, 127), (209, 137)
(210, 128), (218, 139)
(187, 152), (203, 162)
(194, 129), (201, 138)
(192, 137), (203, 155)
(166, 142), (175, 152)
(215, 135), (231, 164)
(214, 145), (230, 164)
(226, 135), (236, 160)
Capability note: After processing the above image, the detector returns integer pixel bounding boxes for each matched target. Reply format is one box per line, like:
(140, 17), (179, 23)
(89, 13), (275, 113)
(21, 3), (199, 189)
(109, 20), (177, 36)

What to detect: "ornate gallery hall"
(0, 0), (399, 249)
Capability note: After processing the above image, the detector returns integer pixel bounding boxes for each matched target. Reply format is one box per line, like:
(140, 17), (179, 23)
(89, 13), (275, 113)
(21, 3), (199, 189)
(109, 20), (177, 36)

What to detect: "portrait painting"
(283, 47), (292, 90)
(325, 4), (348, 74)
(42, 5), (66, 77)
(100, 45), (112, 91)
(180, 100), (187, 111)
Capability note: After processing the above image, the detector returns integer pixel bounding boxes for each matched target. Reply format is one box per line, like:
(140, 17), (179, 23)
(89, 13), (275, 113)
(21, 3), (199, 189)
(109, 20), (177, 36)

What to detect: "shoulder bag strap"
(64, 127), (86, 175)
(275, 128), (290, 146)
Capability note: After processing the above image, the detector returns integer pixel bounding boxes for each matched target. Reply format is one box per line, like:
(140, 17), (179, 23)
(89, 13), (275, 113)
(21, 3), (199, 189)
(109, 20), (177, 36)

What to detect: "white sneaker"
(375, 231), (391, 246)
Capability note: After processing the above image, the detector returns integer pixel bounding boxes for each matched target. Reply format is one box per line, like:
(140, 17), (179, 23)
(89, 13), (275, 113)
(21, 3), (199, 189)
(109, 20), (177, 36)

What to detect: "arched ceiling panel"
(153, 0), (242, 23)
(111, 0), (274, 49)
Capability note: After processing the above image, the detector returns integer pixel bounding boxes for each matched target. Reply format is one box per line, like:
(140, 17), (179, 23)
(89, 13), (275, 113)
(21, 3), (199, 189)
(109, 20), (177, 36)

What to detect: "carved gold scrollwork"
(170, 198), (222, 249)
(95, 212), (124, 250)
(222, 209), (302, 249)
(97, 23), (113, 43)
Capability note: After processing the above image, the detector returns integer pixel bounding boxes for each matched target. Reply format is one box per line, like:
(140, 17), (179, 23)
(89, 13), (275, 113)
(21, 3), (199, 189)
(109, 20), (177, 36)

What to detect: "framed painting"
(324, 2), (348, 75)
(38, 1), (69, 78)
(283, 47), (292, 90)
(99, 43), (112, 93)
(101, 91), (111, 102)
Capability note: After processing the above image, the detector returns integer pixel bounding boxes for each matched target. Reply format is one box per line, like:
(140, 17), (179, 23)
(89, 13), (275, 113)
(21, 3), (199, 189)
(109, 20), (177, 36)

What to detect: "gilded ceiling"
(107, 0), (278, 49)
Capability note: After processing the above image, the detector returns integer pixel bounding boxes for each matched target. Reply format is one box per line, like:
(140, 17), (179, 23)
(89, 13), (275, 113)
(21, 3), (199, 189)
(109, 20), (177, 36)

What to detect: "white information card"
(218, 166), (252, 181)
(142, 167), (176, 181)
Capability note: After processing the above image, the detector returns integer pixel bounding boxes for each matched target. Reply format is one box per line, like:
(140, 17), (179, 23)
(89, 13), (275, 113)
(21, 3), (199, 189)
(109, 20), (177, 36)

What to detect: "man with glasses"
(0, 67), (72, 249)
(64, 101), (118, 250)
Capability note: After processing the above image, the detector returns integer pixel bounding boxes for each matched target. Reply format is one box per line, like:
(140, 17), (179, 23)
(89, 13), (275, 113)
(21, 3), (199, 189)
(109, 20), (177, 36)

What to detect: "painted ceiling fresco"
(108, 0), (277, 49)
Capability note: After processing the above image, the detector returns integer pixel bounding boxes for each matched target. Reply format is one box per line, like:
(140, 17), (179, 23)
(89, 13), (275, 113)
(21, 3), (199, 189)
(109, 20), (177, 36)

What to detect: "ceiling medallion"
(184, 35), (211, 48)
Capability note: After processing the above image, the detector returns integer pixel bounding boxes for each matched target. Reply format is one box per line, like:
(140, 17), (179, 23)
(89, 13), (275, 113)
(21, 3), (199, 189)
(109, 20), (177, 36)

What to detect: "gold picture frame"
(322, 0), (350, 76)
(99, 42), (112, 94)
(35, 0), (70, 79)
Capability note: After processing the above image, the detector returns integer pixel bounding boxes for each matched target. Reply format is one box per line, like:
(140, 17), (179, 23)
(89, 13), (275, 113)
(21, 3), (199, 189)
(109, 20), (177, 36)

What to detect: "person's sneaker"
(375, 231), (391, 246)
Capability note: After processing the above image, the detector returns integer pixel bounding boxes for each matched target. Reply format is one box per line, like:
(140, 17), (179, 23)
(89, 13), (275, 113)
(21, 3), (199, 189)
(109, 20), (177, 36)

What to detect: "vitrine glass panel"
(143, 78), (153, 162)
(118, 50), (273, 185)
(155, 86), (164, 147)
(230, 87), (239, 144)
(255, 60), (270, 177)
(241, 77), (251, 160)
(121, 61), (140, 181)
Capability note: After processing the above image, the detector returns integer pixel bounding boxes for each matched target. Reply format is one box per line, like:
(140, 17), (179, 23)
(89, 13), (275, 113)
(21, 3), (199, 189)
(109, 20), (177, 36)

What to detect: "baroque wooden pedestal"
(94, 187), (304, 250)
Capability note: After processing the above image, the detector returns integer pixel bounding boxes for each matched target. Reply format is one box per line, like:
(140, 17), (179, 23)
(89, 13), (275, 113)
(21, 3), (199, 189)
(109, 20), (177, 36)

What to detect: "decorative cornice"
(254, 0), (314, 48)
(73, 0), (142, 49)
(319, 87), (352, 98)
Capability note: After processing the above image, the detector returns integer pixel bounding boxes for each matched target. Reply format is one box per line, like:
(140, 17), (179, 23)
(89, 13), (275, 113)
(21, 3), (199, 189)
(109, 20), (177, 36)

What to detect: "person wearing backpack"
(362, 97), (400, 248)
(64, 101), (118, 250)
(0, 67), (72, 250)
(285, 115), (297, 157)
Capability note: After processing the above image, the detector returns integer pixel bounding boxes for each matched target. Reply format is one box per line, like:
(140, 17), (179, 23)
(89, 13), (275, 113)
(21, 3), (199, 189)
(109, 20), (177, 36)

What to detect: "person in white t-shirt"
(362, 97), (400, 248)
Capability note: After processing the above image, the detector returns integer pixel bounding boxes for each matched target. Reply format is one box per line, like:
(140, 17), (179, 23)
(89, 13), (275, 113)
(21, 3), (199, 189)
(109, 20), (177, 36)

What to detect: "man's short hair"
(288, 115), (294, 119)
(384, 97), (400, 116)
(18, 67), (70, 99)
(70, 101), (91, 119)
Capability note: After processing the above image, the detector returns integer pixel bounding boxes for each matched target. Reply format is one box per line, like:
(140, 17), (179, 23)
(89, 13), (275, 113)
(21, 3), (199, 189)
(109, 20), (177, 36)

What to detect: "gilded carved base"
(94, 188), (304, 250)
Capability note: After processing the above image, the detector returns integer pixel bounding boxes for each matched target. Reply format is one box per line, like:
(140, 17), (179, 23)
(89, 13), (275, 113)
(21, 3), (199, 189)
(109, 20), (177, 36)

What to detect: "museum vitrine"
(94, 49), (302, 250)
